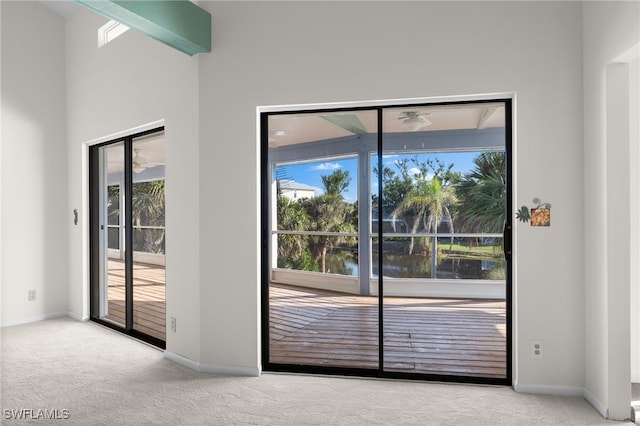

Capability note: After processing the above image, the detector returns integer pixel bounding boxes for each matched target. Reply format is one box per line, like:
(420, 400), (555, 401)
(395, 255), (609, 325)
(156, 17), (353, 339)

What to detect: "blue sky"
(277, 151), (486, 203)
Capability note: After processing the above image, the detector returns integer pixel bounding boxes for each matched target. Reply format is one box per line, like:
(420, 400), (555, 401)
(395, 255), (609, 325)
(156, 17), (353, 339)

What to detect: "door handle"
(502, 223), (512, 260)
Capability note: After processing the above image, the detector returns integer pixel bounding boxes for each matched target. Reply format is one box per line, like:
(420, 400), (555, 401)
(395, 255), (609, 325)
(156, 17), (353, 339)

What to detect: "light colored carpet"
(0, 317), (632, 425)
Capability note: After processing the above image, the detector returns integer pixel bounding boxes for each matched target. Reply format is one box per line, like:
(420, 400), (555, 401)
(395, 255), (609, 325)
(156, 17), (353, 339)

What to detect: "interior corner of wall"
(584, 386), (608, 419)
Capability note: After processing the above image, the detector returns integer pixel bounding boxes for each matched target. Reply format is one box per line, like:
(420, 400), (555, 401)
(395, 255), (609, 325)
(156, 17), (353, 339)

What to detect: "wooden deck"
(103, 263), (506, 377)
(106, 260), (165, 341)
(269, 283), (507, 378)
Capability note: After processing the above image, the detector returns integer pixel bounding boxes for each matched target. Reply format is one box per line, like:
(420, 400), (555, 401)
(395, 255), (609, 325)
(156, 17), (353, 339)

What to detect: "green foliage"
(277, 195), (310, 232)
(277, 170), (357, 274)
(298, 250), (318, 272)
(277, 152), (507, 278)
(302, 171), (357, 272)
(108, 180), (166, 254)
(132, 180), (165, 227)
(372, 159), (414, 216)
(374, 153), (505, 260)
(409, 156), (458, 185)
(454, 152), (506, 233)
(321, 170), (351, 196)
(276, 196), (309, 268)
(132, 180), (165, 253)
(107, 185), (120, 226)
(377, 157), (459, 256)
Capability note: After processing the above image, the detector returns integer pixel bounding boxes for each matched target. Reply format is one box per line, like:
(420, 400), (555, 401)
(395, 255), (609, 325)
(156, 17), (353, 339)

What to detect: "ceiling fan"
(398, 111), (432, 131)
(132, 149), (162, 173)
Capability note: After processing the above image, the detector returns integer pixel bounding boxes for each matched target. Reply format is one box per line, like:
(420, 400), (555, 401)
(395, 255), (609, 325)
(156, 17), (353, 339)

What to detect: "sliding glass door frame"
(261, 99), (512, 385)
(89, 126), (166, 349)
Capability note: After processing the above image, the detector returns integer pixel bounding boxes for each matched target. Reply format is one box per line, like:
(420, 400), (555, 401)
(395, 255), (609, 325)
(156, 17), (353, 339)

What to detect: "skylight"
(98, 20), (129, 48)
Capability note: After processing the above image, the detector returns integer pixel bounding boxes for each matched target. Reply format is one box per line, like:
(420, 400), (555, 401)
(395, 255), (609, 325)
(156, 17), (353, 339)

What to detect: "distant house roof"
(278, 180), (321, 193)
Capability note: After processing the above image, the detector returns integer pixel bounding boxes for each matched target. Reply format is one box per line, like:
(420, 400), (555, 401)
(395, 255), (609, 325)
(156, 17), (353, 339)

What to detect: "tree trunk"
(408, 216), (421, 255)
(321, 245), (327, 273)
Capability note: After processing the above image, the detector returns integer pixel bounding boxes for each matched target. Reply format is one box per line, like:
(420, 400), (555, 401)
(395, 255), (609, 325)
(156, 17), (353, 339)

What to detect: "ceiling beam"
(321, 114), (368, 135)
(477, 106), (499, 130)
(74, 0), (211, 56)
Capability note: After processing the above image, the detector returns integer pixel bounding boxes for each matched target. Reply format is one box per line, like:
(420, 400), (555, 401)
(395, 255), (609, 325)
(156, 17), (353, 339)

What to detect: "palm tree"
(371, 160), (415, 229)
(131, 180), (165, 253)
(303, 170), (357, 273)
(455, 152), (506, 233)
(391, 177), (458, 256)
(321, 170), (350, 196)
(276, 196), (313, 270)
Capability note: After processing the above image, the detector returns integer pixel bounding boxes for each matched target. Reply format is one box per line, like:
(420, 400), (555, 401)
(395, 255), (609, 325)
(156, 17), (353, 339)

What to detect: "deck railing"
(273, 230), (504, 281)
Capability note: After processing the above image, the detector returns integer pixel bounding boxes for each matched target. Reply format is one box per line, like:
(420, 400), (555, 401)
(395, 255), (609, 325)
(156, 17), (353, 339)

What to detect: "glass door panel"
(98, 142), (126, 328)
(266, 109), (377, 371)
(131, 133), (166, 341)
(380, 103), (508, 379)
(90, 127), (166, 347)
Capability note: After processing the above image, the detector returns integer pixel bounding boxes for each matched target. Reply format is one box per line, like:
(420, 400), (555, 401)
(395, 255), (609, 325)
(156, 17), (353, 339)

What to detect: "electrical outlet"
(171, 317), (176, 332)
(530, 340), (544, 359)
(28, 290), (36, 301)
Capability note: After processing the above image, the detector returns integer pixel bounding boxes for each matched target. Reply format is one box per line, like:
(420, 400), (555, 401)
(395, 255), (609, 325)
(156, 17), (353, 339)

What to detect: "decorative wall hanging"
(516, 205), (530, 223)
(516, 197), (551, 226)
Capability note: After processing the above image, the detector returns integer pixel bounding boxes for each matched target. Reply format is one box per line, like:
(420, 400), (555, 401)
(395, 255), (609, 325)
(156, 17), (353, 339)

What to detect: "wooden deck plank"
(104, 259), (166, 341)
(269, 283), (507, 378)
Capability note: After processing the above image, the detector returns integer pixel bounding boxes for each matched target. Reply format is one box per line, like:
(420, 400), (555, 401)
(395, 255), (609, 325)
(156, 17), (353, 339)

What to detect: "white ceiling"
(39, 0), (78, 18)
(268, 103), (506, 148)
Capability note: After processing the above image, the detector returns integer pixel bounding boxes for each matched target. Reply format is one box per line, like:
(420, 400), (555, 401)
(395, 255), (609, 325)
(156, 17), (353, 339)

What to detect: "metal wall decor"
(516, 197), (551, 226)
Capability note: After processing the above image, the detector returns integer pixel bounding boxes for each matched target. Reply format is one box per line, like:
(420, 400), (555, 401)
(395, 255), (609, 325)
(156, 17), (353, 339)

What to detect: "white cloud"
(406, 167), (434, 182)
(408, 167), (421, 177)
(310, 162), (342, 171)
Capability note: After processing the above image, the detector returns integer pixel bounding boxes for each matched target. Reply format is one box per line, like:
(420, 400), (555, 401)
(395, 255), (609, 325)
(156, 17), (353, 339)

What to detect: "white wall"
(0, 1), (68, 326)
(198, 1), (585, 385)
(1, 0), (4, 326)
(583, 0), (640, 419)
(631, 56), (640, 385)
(65, 7), (201, 363)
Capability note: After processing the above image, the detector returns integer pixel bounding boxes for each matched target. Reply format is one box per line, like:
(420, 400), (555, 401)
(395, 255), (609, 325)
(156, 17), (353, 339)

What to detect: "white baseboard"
(513, 382), (584, 397)
(164, 350), (201, 371)
(66, 311), (89, 322)
(0, 311), (69, 328)
(164, 350), (260, 377)
(515, 384), (610, 420)
(199, 362), (261, 377)
(583, 387), (608, 419)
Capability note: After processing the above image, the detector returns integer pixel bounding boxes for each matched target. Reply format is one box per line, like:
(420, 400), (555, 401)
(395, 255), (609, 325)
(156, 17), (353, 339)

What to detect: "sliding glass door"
(263, 99), (511, 384)
(266, 110), (379, 371)
(90, 128), (166, 347)
(379, 104), (508, 379)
